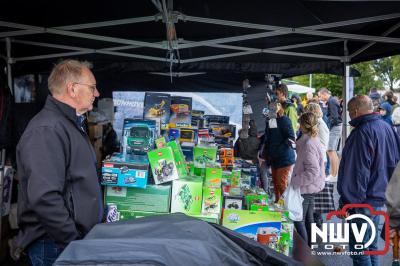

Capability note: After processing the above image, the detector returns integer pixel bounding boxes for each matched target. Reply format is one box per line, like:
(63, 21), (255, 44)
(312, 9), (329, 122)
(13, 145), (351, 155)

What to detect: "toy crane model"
(148, 100), (166, 116)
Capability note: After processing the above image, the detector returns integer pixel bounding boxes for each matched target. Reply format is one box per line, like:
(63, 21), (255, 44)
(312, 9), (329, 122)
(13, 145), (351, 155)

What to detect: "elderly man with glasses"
(10, 59), (103, 265)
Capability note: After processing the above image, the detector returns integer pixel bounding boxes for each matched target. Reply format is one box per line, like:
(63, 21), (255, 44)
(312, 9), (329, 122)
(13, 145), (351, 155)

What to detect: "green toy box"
(231, 169), (241, 188)
(245, 194), (269, 210)
(276, 222), (294, 256)
(106, 209), (167, 222)
(171, 177), (203, 214)
(221, 171), (231, 186)
(193, 167), (205, 177)
(222, 210), (282, 241)
(166, 140), (188, 178)
(204, 167), (222, 188)
(104, 185), (171, 213)
(147, 147), (179, 184)
(201, 187), (222, 214)
(193, 146), (217, 168)
(188, 213), (220, 224)
(155, 136), (167, 148)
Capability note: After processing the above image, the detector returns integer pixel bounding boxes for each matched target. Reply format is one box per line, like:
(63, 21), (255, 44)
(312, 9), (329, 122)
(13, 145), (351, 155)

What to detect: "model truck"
(126, 125), (154, 155)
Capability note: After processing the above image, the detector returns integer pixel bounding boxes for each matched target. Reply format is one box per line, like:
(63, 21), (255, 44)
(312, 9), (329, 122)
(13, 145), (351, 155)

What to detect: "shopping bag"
(281, 184), (304, 221)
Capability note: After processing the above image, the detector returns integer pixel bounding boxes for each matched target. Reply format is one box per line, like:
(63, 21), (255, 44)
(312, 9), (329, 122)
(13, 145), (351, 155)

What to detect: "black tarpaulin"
(54, 214), (301, 266)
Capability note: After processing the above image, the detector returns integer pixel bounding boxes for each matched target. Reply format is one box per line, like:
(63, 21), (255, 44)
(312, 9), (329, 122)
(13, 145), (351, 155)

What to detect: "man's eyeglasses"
(73, 82), (97, 93)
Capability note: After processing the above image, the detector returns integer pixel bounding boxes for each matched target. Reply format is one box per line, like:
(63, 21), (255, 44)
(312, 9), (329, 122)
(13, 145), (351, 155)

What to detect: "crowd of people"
(236, 85), (400, 266)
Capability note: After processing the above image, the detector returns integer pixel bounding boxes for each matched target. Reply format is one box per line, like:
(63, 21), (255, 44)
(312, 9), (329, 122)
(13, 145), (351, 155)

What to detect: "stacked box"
(231, 169), (241, 188)
(222, 210), (282, 241)
(170, 96), (192, 128)
(122, 119), (156, 155)
(171, 177), (203, 214)
(245, 194), (269, 209)
(102, 153), (149, 188)
(201, 187), (222, 214)
(155, 136), (167, 148)
(168, 128), (180, 141)
(204, 167), (222, 188)
(166, 140), (188, 178)
(193, 146), (217, 168)
(188, 213), (219, 224)
(179, 128), (196, 145)
(143, 92), (171, 130)
(105, 185), (171, 213)
(277, 222), (294, 256)
(181, 145), (194, 162)
(148, 147), (179, 184)
(223, 196), (244, 210)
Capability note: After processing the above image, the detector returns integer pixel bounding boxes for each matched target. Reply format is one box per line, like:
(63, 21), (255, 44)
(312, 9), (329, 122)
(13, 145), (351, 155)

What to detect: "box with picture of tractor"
(171, 177), (203, 214)
(122, 119), (156, 155)
(201, 187), (222, 215)
(166, 140), (188, 178)
(147, 147), (179, 185)
(143, 92), (171, 130)
(193, 146), (217, 168)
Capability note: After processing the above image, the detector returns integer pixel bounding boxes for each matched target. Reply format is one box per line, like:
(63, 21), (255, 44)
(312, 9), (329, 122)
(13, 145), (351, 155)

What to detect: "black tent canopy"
(1, 0), (400, 79)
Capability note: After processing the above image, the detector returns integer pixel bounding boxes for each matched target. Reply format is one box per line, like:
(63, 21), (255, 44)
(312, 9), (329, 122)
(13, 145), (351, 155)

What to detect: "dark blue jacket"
(338, 113), (400, 207)
(380, 102), (393, 126)
(262, 116), (296, 168)
(327, 96), (342, 129)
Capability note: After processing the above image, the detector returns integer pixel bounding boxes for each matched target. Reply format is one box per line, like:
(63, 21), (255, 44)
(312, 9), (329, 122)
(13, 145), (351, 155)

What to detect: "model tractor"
(178, 184), (193, 211)
(204, 195), (219, 212)
(154, 159), (175, 183)
(126, 125), (153, 155)
(148, 100), (166, 116)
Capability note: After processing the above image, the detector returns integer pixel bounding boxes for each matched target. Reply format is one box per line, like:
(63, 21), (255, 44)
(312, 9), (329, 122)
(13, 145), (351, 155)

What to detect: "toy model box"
(245, 194), (269, 210)
(106, 208), (167, 222)
(230, 169), (241, 188)
(201, 187), (222, 214)
(122, 119), (156, 155)
(155, 136), (167, 148)
(222, 210), (282, 241)
(204, 115), (229, 127)
(143, 92), (171, 130)
(168, 128), (180, 141)
(171, 177), (203, 215)
(169, 96), (192, 128)
(223, 196), (244, 210)
(166, 140), (188, 178)
(179, 128), (197, 145)
(204, 167), (222, 188)
(148, 147), (179, 184)
(181, 145), (194, 162)
(105, 185), (171, 213)
(102, 153), (149, 188)
(191, 110), (204, 128)
(188, 212), (219, 224)
(193, 146), (217, 168)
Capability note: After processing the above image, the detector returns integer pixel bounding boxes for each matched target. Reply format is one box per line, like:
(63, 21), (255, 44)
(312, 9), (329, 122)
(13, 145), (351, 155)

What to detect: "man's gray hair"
(319, 88), (331, 95)
(48, 59), (92, 95)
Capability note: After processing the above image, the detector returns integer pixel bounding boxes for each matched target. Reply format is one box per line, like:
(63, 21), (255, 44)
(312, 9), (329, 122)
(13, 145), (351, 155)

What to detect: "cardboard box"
(231, 169), (241, 188)
(245, 194), (269, 210)
(122, 119), (156, 155)
(155, 136), (167, 148)
(143, 92), (171, 130)
(188, 213), (219, 224)
(102, 153), (149, 188)
(223, 196), (244, 210)
(105, 185), (171, 213)
(202, 187), (222, 214)
(181, 145), (194, 162)
(166, 140), (188, 178)
(222, 210), (282, 241)
(204, 115), (229, 127)
(193, 146), (217, 168)
(204, 167), (222, 188)
(148, 147), (179, 184)
(169, 96), (192, 128)
(171, 177), (203, 215)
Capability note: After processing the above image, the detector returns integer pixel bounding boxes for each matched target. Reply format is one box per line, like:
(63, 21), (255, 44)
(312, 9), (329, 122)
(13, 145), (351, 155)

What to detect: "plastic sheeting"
(54, 213), (301, 266)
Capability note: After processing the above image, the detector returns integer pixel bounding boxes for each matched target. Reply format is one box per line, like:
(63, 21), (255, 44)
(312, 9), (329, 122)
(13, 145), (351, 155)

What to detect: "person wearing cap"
(379, 102), (393, 126)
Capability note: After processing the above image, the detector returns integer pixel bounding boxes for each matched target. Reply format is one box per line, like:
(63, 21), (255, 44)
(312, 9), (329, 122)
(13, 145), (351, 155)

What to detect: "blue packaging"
(102, 153), (149, 188)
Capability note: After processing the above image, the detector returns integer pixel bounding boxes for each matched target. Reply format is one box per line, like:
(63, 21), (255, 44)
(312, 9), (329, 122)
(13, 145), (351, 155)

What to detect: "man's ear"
(66, 82), (76, 97)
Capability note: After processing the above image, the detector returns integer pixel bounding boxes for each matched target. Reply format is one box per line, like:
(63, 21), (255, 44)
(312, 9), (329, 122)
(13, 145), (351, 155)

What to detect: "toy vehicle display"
(154, 159), (175, 183)
(170, 104), (190, 115)
(126, 125), (154, 155)
(148, 100), (166, 116)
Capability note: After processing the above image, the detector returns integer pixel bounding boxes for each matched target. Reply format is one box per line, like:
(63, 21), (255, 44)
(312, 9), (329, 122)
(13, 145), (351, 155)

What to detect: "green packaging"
(117, 211), (167, 221)
(104, 185), (171, 213)
(245, 194), (269, 210)
(201, 187), (222, 214)
(188, 213), (220, 224)
(193, 146), (217, 168)
(171, 177), (203, 214)
(231, 169), (241, 188)
(155, 136), (167, 148)
(166, 140), (188, 178)
(204, 167), (222, 188)
(147, 147), (179, 184)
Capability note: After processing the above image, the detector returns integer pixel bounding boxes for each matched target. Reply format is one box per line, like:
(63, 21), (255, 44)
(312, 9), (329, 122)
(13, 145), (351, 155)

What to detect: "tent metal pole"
(14, 51), (95, 62)
(6, 38), (13, 95)
(342, 64), (352, 146)
(55, 16), (158, 30)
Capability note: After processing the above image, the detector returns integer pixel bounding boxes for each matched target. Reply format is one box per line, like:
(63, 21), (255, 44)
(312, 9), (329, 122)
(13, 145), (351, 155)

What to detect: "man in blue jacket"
(338, 95), (400, 266)
(10, 59), (103, 265)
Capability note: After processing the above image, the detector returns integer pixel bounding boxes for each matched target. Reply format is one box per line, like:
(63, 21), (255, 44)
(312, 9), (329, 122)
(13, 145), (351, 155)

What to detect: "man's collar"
(45, 95), (79, 123)
(349, 113), (380, 127)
